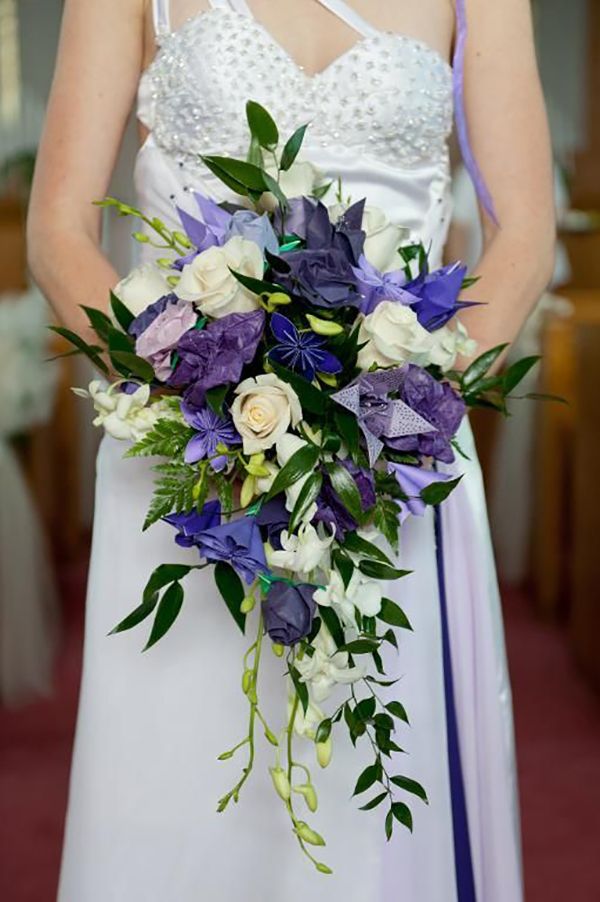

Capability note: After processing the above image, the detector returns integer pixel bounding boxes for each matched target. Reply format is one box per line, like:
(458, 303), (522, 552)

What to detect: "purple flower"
(385, 365), (465, 463)
(182, 404), (240, 468)
(268, 313), (341, 381)
(168, 309), (265, 408)
(256, 496), (290, 549)
(352, 255), (416, 315)
(198, 516), (267, 584)
(176, 193), (232, 253)
(164, 500), (222, 548)
(313, 460), (376, 541)
(135, 299), (198, 381)
(387, 463), (452, 524)
(128, 293), (179, 339)
(262, 581), (316, 646)
(225, 210), (279, 255)
(405, 262), (477, 331)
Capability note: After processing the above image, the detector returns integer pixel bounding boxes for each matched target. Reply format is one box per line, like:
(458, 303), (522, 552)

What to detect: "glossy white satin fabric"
(58, 3), (522, 899)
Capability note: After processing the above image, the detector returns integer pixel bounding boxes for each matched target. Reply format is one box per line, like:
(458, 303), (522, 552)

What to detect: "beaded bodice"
(137, 7), (454, 174)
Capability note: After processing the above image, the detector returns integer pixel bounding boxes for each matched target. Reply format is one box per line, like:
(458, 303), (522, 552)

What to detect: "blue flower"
(405, 262), (478, 331)
(197, 517), (267, 584)
(268, 313), (342, 382)
(182, 403), (240, 469)
(163, 500), (222, 548)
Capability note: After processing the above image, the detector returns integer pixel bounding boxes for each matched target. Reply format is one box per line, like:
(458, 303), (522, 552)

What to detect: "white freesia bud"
(232, 374), (302, 454)
(113, 263), (170, 320)
(270, 767), (291, 802)
(357, 301), (434, 370)
(175, 236), (263, 317)
(77, 381), (160, 442)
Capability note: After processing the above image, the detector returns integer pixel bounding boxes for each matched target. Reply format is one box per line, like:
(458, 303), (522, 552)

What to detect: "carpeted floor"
(1, 564), (599, 901)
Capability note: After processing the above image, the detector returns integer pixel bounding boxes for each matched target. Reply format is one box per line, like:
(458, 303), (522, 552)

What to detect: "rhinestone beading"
(139, 10), (454, 173)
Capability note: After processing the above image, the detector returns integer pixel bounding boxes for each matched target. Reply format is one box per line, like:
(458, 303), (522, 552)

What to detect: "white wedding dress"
(58, 1), (523, 899)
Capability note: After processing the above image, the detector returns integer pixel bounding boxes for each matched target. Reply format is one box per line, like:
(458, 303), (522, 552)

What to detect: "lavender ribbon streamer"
(434, 503), (477, 902)
(453, 0), (499, 226)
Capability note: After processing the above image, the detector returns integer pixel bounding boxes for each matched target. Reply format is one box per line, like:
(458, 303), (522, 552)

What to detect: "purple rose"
(168, 309), (265, 408)
(198, 516), (267, 584)
(163, 500), (222, 548)
(135, 298), (197, 381)
(262, 581), (316, 646)
(385, 365), (465, 463)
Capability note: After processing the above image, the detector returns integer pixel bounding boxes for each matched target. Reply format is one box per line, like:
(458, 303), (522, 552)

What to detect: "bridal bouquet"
(55, 102), (539, 873)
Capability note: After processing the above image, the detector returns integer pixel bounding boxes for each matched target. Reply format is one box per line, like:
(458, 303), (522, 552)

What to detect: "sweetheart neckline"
(142, 7), (453, 84)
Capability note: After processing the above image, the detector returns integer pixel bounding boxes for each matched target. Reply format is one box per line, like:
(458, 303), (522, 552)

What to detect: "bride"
(28, 1), (554, 899)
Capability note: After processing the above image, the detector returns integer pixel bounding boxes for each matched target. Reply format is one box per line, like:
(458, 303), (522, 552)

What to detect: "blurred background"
(1, 1), (599, 899)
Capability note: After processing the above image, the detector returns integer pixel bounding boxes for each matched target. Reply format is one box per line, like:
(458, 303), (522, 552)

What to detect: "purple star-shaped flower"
(331, 368), (437, 467)
(182, 403), (240, 470)
(405, 262), (479, 331)
(268, 313), (342, 381)
(352, 255), (416, 315)
(176, 193), (232, 255)
(387, 463), (453, 524)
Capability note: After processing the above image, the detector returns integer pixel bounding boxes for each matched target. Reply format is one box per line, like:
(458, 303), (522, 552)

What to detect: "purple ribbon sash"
(434, 504), (477, 901)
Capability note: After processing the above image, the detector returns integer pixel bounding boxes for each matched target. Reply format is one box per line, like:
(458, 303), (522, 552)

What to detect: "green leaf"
(289, 665), (309, 714)
(461, 343), (509, 389)
(390, 775), (428, 804)
(358, 560), (410, 581)
(261, 170), (288, 211)
(109, 290), (134, 332)
(214, 562), (246, 632)
(315, 718), (332, 744)
(280, 123), (309, 171)
(339, 639), (379, 655)
(333, 408), (360, 461)
(374, 712), (395, 732)
(110, 350), (155, 382)
(354, 697), (376, 721)
(144, 581), (184, 650)
(359, 792), (388, 811)
(386, 701), (410, 724)
(80, 305), (113, 343)
(246, 100), (279, 148)
(327, 462), (364, 523)
(142, 462), (200, 530)
(126, 419), (193, 459)
(391, 801), (413, 832)
(380, 598), (412, 630)
(246, 134), (264, 167)
(289, 472), (323, 533)
(523, 391), (568, 404)
(503, 355), (541, 394)
(269, 360), (331, 415)
(109, 596), (159, 635)
(342, 531), (393, 566)
(319, 605), (345, 648)
(331, 548), (354, 589)
(143, 563), (192, 603)
(353, 763), (381, 796)
(265, 443), (321, 502)
(47, 325), (109, 375)
(229, 268), (284, 297)
(205, 384), (229, 416)
(373, 497), (401, 551)
(420, 475), (463, 506)
(201, 155), (269, 192)
(385, 808), (394, 840)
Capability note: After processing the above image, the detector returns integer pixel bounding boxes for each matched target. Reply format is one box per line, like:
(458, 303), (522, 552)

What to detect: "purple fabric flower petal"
(262, 581), (316, 646)
(163, 500), (222, 547)
(198, 516), (267, 584)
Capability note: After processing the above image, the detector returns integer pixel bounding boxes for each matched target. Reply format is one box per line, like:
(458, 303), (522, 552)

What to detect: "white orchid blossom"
(288, 691), (326, 740)
(314, 569), (383, 629)
(267, 522), (334, 576)
(295, 625), (365, 703)
(73, 380), (160, 442)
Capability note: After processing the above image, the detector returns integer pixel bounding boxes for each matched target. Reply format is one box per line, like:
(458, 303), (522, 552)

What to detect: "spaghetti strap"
(151, 0), (171, 38)
(452, 0), (498, 224)
(208, 0), (253, 14)
(314, 0), (378, 39)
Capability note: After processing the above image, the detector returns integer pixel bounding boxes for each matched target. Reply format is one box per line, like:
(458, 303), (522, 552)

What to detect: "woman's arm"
(456, 0), (555, 354)
(27, 0), (146, 340)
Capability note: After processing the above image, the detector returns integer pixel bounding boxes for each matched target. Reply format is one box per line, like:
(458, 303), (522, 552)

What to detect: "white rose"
(174, 236), (263, 316)
(276, 432), (317, 520)
(329, 203), (408, 273)
(261, 160), (325, 211)
(357, 301), (433, 370)
(429, 320), (478, 372)
(74, 380), (159, 442)
(113, 264), (170, 320)
(232, 374), (302, 454)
